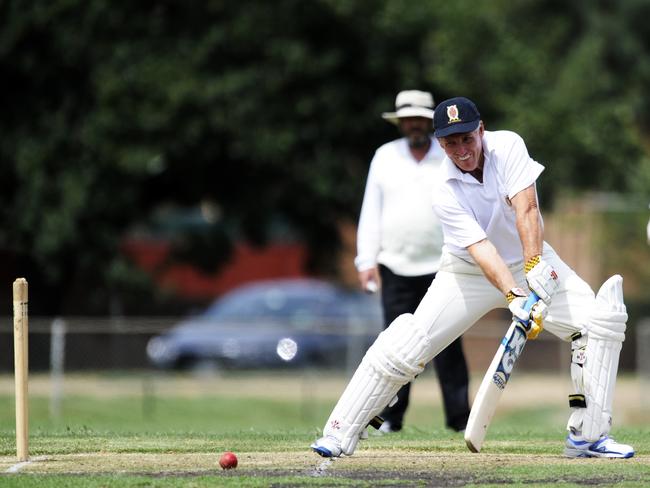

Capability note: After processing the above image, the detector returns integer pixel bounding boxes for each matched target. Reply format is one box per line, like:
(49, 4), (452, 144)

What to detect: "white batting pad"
(568, 275), (627, 441)
(595, 274), (626, 313)
(322, 313), (430, 455)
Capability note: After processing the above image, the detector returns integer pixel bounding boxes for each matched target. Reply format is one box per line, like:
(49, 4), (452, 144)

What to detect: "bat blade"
(464, 293), (539, 452)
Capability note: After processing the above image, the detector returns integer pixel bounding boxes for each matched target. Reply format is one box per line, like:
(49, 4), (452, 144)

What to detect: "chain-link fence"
(0, 314), (597, 374)
(0, 314), (645, 427)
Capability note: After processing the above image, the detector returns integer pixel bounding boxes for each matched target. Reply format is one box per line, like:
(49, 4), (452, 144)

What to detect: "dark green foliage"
(0, 1), (647, 313)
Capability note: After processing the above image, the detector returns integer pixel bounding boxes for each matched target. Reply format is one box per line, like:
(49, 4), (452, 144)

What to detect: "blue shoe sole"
(565, 446), (635, 459)
(312, 446), (333, 458)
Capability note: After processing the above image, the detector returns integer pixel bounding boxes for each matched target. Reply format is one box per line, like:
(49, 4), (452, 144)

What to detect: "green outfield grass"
(0, 371), (649, 486)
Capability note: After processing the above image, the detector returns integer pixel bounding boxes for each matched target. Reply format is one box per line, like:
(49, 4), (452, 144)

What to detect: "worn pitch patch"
(5, 456), (48, 473)
(310, 457), (334, 477)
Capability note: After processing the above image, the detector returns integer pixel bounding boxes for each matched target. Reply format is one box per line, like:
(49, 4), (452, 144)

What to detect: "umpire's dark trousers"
(378, 264), (470, 432)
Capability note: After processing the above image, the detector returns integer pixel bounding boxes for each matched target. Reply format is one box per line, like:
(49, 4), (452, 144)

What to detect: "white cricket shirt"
(432, 130), (545, 265)
(355, 136), (445, 276)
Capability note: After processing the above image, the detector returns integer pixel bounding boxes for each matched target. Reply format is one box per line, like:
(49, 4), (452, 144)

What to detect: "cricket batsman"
(311, 97), (634, 459)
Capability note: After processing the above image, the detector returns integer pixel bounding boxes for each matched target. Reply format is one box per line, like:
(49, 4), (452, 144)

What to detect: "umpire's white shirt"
(432, 130), (545, 265)
(355, 136), (445, 276)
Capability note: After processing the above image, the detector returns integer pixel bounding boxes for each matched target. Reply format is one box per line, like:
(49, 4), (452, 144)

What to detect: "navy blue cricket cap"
(433, 97), (481, 137)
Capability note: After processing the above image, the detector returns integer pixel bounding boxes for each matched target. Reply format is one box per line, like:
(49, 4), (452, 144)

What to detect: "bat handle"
(524, 292), (539, 311)
(515, 292), (540, 327)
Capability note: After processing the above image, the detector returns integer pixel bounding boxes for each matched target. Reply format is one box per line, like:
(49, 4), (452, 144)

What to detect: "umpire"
(355, 90), (470, 432)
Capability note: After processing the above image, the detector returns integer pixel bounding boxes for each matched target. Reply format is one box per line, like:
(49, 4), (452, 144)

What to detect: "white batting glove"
(525, 255), (559, 304)
(507, 287), (531, 323)
(506, 288), (548, 339)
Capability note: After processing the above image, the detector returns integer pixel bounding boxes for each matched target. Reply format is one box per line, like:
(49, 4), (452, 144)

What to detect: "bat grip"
(524, 291), (539, 310)
(515, 292), (540, 326)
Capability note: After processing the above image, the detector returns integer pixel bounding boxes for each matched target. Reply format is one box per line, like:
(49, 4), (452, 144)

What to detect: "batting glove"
(506, 287), (547, 340)
(525, 255), (559, 304)
(527, 302), (547, 339)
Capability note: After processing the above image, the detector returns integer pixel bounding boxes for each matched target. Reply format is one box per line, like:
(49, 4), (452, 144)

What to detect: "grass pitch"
(0, 371), (649, 486)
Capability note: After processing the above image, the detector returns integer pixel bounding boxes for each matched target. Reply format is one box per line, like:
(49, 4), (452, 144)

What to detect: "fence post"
(636, 318), (650, 409)
(50, 318), (66, 420)
(346, 312), (365, 376)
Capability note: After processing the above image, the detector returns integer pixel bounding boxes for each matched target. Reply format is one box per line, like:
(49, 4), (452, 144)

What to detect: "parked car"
(146, 278), (383, 369)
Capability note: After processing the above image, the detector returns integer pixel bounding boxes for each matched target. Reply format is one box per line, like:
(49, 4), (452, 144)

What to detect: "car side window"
(209, 287), (295, 323)
(207, 292), (269, 321)
(201, 284), (381, 332)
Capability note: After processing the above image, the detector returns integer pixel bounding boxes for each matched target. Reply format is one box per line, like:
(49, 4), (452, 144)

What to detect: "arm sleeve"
(354, 156), (382, 271)
(501, 132), (544, 198)
(433, 184), (487, 249)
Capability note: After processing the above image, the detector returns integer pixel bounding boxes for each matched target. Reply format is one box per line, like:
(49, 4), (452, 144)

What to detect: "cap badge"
(447, 105), (461, 123)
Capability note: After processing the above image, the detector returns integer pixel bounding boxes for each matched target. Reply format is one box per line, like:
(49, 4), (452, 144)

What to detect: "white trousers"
(320, 242), (610, 453)
(413, 243), (594, 363)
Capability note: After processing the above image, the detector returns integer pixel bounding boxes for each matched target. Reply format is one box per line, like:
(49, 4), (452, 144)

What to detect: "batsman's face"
(438, 123), (484, 172)
(398, 117), (432, 148)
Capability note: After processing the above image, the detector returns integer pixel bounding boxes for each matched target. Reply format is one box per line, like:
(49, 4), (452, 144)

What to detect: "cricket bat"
(464, 292), (539, 453)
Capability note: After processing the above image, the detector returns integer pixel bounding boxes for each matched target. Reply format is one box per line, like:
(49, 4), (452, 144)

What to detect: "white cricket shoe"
(564, 432), (634, 459)
(377, 420), (399, 435)
(311, 435), (342, 458)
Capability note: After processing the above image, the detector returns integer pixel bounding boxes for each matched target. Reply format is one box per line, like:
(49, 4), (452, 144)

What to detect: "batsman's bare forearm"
(511, 185), (543, 262)
(467, 239), (517, 296)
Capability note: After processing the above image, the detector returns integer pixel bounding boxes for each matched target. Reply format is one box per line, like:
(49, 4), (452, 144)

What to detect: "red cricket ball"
(219, 451), (238, 470)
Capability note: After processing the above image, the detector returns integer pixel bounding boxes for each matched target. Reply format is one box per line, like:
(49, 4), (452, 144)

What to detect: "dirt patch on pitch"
(3, 450), (647, 487)
(4, 449), (647, 473)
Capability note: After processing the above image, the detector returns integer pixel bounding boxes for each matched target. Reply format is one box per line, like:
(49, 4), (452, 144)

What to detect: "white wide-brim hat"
(381, 90), (435, 125)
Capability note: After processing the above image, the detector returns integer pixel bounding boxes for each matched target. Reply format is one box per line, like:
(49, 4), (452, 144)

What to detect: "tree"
(425, 0), (650, 204)
(0, 0), (648, 314)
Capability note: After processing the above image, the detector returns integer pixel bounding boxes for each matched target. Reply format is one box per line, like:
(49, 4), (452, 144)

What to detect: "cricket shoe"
(376, 420), (401, 435)
(311, 435), (342, 458)
(564, 432), (634, 459)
